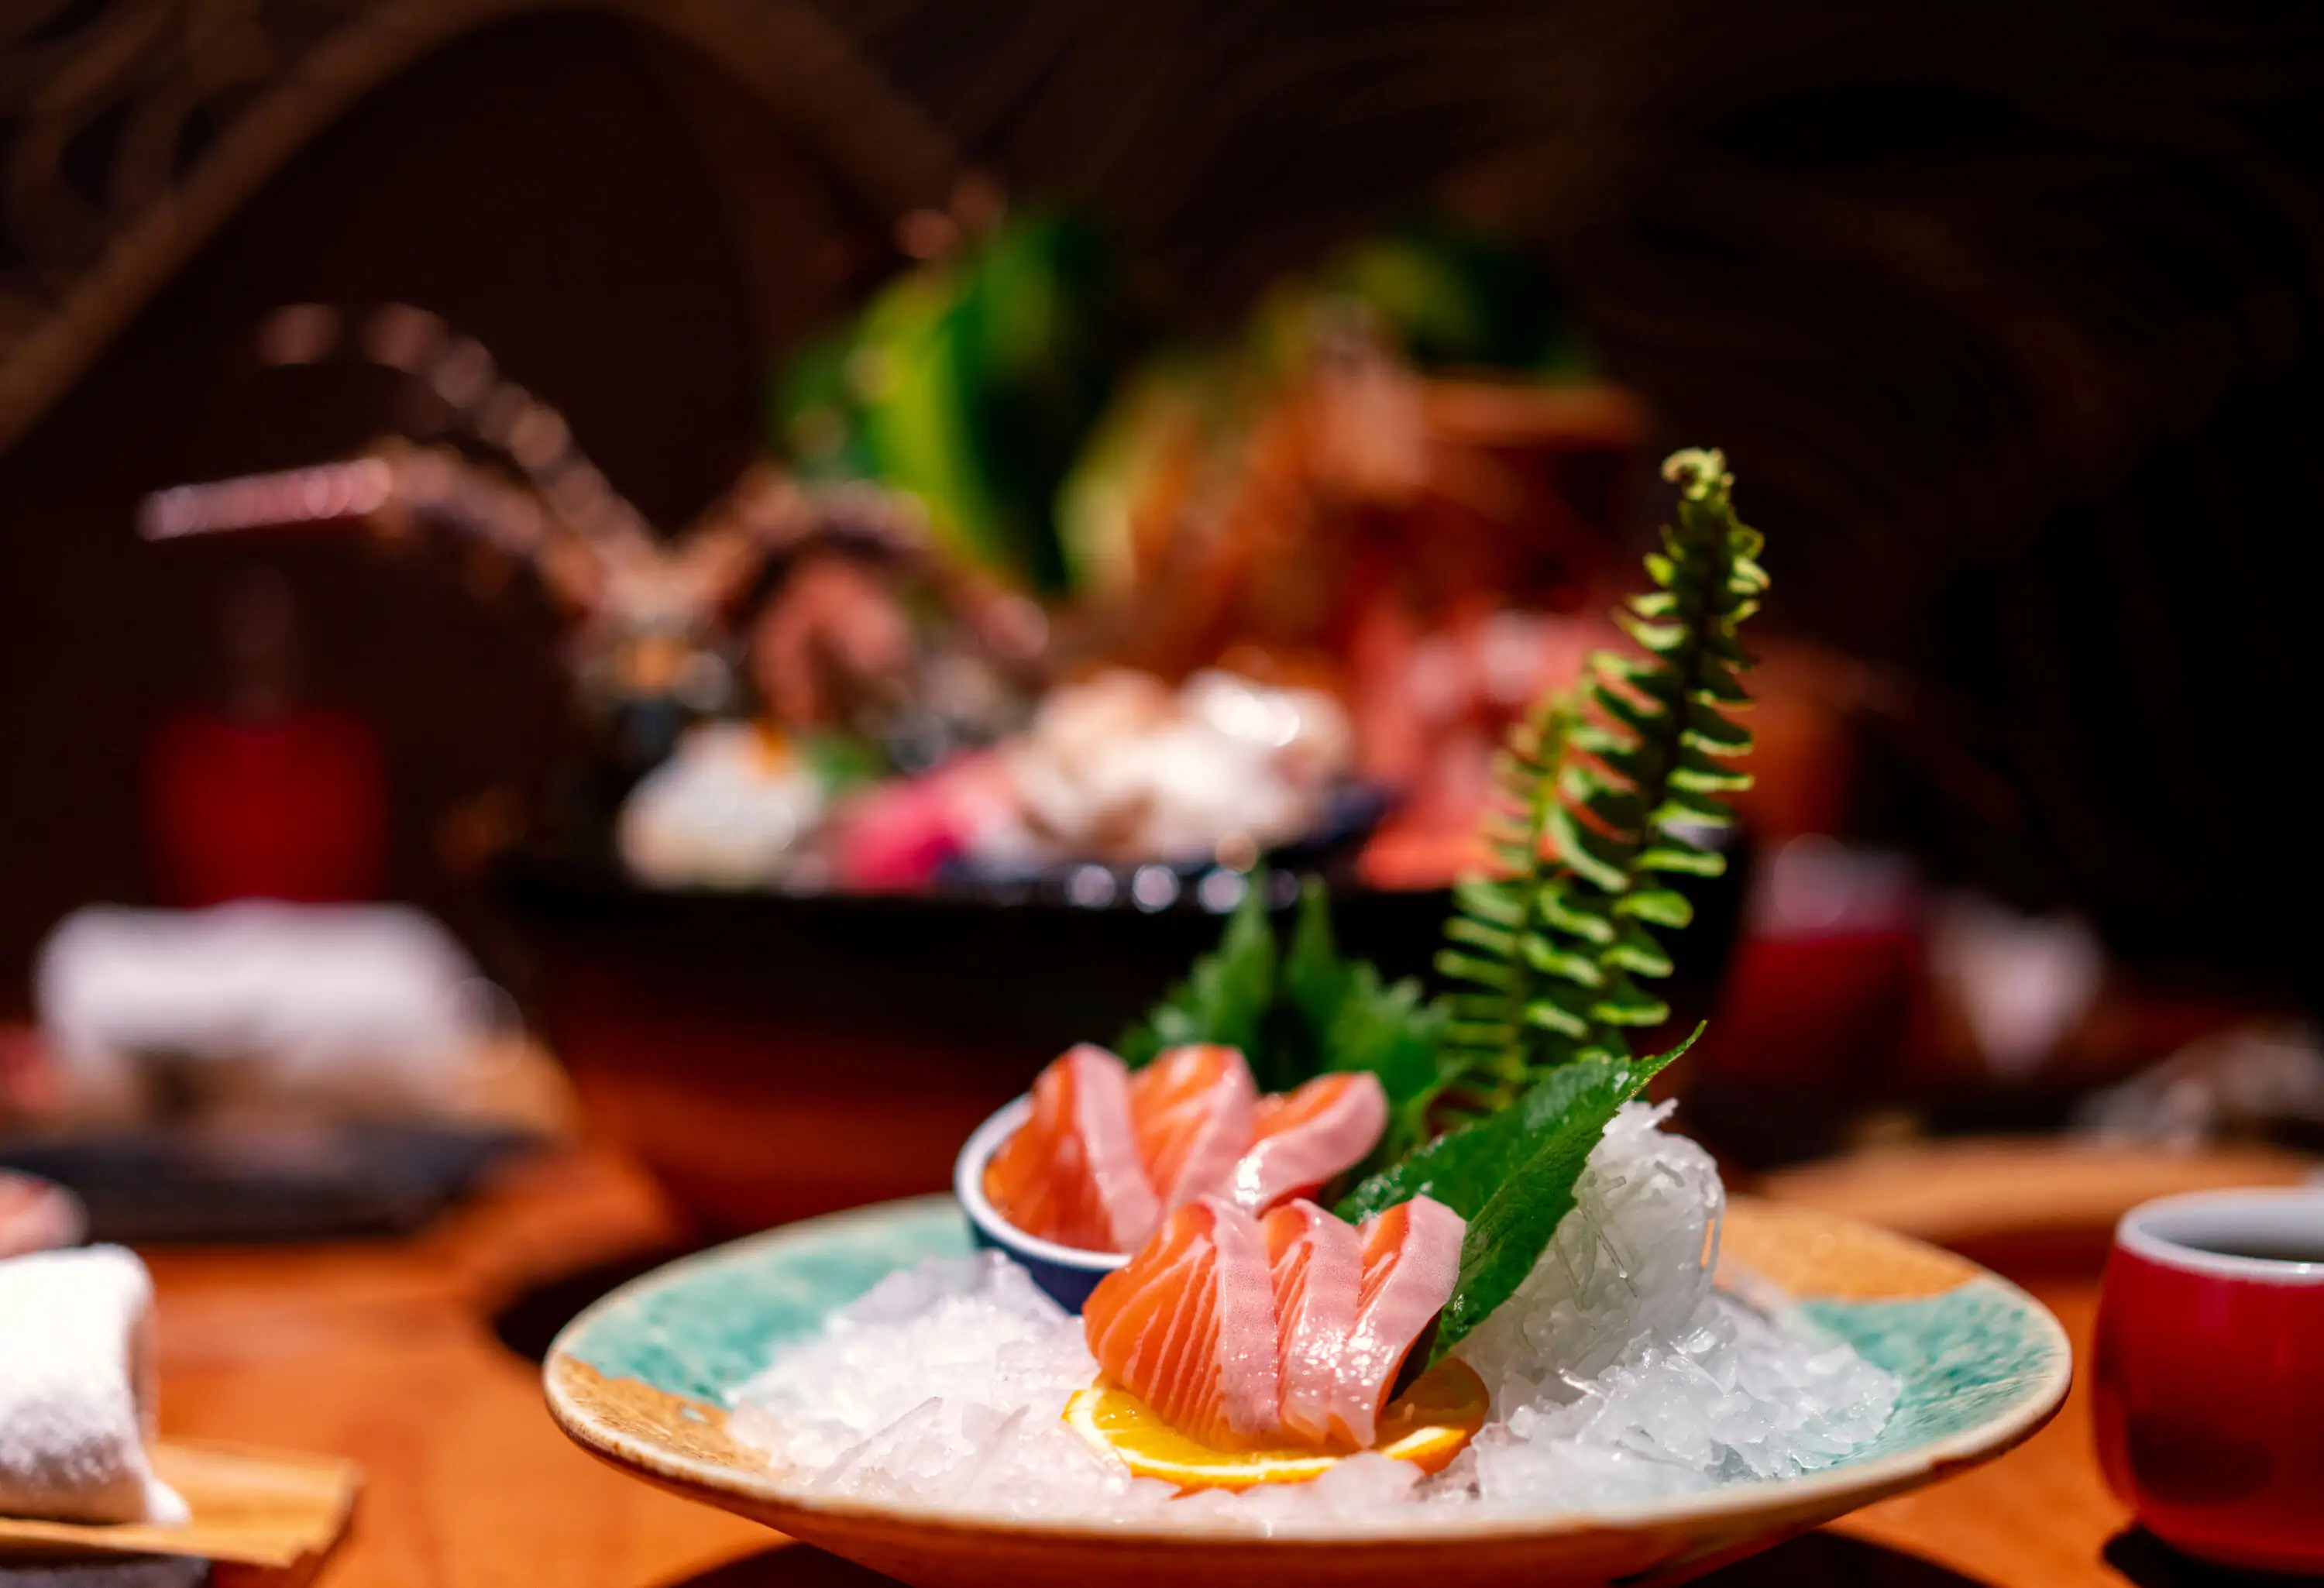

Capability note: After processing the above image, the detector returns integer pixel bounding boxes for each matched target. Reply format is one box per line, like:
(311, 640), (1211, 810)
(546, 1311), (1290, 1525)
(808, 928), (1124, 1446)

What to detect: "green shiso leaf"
(1286, 882), (1443, 1119)
(1425, 1026), (1697, 1363)
(1332, 1051), (1631, 1225)
(1282, 877), (1352, 1039)
(1119, 878), (1441, 1125)
(1116, 881), (1277, 1068)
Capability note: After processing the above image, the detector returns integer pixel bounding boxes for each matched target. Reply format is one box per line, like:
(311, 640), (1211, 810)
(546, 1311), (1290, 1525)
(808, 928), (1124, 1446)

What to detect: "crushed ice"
(731, 1104), (1899, 1528)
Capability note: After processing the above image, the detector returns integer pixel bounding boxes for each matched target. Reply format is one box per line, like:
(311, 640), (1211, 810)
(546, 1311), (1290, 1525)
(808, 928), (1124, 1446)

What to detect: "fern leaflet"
(1432, 447), (1765, 1102)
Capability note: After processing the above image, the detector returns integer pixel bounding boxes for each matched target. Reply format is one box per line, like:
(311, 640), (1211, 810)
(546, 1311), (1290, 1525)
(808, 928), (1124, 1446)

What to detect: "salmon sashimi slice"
(984, 1044), (1161, 1253)
(1260, 1199), (1363, 1447)
(1329, 1195), (1466, 1449)
(1130, 1045), (1258, 1212)
(1227, 1071), (1389, 1215)
(1084, 1198), (1283, 1449)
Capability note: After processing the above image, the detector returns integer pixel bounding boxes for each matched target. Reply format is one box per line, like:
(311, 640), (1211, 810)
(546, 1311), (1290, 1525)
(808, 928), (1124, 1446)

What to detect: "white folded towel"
(33, 902), (495, 1113)
(0, 1246), (188, 1524)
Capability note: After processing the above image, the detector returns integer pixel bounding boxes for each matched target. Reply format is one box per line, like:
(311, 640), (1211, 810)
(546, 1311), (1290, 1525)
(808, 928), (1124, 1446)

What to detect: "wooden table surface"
(132, 1142), (2159, 1588)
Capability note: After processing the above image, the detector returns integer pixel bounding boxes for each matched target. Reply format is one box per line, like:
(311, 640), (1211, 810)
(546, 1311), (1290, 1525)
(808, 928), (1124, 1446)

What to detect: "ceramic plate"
(546, 1195), (2069, 1588)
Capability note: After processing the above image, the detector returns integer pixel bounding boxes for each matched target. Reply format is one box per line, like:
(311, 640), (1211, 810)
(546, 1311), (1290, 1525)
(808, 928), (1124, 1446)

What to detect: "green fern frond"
(1429, 689), (1575, 1112)
(1430, 447), (1764, 1100)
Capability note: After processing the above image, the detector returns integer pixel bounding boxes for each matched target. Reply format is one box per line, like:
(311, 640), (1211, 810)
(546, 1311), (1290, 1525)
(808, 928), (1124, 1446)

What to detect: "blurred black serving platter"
(494, 850), (1447, 1060)
(487, 820), (1752, 1233)
(497, 777), (1412, 1056)
(928, 779), (1398, 910)
(0, 1123), (533, 1245)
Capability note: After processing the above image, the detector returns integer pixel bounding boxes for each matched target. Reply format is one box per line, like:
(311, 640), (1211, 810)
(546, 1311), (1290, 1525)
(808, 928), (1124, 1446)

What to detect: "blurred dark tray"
(488, 828), (1751, 1233)
(930, 779), (1397, 903)
(497, 784), (1749, 1053)
(499, 857), (1456, 1056)
(0, 1123), (534, 1245)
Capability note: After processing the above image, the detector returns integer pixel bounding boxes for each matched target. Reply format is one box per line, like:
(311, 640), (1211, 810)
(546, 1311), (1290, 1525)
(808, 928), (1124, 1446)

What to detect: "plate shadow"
(646, 1531), (2002, 1588)
(2102, 1527), (2322, 1586)
(491, 1243), (704, 1363)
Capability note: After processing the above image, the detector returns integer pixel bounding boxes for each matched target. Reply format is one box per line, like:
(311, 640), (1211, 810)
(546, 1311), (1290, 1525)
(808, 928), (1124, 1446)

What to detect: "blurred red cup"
(2095, 1187), (2324, 1573)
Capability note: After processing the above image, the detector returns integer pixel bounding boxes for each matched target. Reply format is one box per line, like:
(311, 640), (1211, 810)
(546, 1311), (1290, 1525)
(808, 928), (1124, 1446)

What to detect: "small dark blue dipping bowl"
(954, 1097), (1128, 1312)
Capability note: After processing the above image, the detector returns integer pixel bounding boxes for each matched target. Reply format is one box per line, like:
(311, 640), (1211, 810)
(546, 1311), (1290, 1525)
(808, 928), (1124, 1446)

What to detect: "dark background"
(4, 2), (2322, 1010)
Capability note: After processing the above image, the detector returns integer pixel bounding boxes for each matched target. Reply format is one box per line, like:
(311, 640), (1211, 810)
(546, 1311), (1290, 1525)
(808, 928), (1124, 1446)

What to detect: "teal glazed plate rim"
(545, 1195), (2071, 1587)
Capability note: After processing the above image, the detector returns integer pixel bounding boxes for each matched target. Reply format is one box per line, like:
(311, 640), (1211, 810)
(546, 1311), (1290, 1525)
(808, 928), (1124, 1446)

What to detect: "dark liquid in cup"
(2184, 1235), (2324, 1263)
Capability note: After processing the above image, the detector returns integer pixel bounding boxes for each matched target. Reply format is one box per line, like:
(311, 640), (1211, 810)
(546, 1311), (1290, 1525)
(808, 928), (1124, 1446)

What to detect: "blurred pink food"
(0, 1170), (84, 1260)
(829, 751), (1014, 892)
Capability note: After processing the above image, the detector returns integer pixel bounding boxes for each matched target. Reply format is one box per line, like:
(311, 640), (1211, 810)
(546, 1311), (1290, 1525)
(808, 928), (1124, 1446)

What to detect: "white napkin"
(0, 1246), (188, 1524)
(33, 902), (493, 1112)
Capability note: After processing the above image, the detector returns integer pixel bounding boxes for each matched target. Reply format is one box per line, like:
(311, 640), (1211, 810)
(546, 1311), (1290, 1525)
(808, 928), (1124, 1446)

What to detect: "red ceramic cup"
(2094, 1187), (2324, 1573)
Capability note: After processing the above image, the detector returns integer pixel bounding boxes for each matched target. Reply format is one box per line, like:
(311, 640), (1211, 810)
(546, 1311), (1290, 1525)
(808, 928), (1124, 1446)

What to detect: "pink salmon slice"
(984, 1043), (1160, 1252)
(1329, 1194), (1465, 1448)
(1130, 1044), (1258, 1212)
(1227, 1071), (1388, 1215)
(1260, 1198), (1364, 1447)
(1083, 1197), (1284, 1449)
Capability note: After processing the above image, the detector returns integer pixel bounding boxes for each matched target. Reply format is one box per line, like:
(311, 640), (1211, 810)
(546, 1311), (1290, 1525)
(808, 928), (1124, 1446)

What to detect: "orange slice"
(1063, 1358), (1489, 1492)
